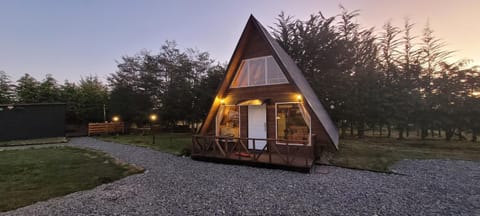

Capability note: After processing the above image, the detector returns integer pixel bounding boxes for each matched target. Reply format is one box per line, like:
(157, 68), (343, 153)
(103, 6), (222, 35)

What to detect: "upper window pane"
(230, 55), (289, 88)
(267, 56), (288, 84)
(248, 58), (266, 85)
(231, 62), (248, 87)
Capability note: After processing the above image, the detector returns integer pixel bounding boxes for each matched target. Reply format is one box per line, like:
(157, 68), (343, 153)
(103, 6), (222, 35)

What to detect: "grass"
(329, 138), (480, 172)
(0, 146), (143, 212)
(98, 133), (192, 156)
(0, 137), (68, 147)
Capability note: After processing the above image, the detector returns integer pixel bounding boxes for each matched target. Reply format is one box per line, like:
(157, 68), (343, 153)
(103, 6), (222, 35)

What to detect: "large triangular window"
(231, 56), (288, 88)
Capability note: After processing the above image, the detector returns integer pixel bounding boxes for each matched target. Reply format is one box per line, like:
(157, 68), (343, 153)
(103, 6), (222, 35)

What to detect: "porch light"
(112, 116), (120, 122)
(472, 91), (480, 97)
(296, 94), (302, 102)
(220, 99), (225, 105)
(237, 99), (262, 106)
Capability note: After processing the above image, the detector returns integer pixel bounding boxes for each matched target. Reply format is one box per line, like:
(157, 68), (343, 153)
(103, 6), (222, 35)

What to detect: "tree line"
(0, 8), (478, 140)
(0, 41), (224, 128)
(0, 72), (108, 123)
(272, 8), (480, 141)
(108, 41), (224, 128)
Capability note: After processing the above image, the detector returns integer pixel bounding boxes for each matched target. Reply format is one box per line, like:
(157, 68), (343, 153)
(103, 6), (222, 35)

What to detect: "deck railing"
(192, 135), (315, 168)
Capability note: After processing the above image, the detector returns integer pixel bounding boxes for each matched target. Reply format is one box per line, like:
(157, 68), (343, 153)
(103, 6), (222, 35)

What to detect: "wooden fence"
(88, 122), (125, 136)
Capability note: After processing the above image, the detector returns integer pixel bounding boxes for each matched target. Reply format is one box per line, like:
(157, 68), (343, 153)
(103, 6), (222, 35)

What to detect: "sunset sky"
(0, 0), (478, 82)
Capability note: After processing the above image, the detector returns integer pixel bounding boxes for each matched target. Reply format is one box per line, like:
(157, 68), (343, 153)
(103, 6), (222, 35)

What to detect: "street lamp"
(149, 114), (158, 144)
(149, 114), (158, 122)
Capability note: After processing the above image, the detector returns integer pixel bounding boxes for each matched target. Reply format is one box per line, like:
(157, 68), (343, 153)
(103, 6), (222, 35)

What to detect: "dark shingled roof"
(250, 15), (339, 149)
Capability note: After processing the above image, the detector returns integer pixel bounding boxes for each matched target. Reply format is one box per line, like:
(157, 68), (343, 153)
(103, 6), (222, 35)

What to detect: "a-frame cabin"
(192, 15), (339, 172)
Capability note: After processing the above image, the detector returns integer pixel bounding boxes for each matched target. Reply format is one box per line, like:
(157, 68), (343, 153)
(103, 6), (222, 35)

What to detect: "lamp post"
(111, 116), (120, 136)
(149, 114), (157, 144)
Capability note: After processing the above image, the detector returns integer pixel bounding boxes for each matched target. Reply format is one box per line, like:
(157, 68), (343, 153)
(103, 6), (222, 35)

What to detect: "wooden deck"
(191, 135), (314, 172)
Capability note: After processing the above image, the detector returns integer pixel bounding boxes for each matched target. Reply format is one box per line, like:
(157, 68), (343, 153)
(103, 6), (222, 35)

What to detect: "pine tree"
(16, 73), (40, 103)
(0, 71), (14, 104)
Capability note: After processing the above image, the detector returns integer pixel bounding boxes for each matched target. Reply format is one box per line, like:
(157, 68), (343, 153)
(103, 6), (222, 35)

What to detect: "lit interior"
(231, 55), (288, 88)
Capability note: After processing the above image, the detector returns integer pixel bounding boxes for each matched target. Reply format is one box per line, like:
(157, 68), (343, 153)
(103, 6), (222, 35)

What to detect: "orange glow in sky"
(296, 0), (480, 66)
(0, 0), (478, 82)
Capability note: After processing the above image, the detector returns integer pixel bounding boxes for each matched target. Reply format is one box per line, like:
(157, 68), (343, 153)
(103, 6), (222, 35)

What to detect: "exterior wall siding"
(205, 83), (331, 158)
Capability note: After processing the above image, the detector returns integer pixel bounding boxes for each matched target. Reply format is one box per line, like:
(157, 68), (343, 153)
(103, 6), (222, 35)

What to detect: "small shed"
(0, 103), (66, 141)
(192, 15), (339, 171)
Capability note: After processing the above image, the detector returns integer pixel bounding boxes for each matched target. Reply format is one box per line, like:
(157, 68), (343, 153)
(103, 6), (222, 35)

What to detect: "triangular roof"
(200, 15), (339, 149)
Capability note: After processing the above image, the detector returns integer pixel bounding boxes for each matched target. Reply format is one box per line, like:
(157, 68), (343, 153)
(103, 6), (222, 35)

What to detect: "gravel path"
(3, 137), (479, 216)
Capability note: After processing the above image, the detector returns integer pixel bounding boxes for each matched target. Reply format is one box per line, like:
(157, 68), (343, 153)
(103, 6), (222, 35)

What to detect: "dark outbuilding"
(0, 103), (66, 141)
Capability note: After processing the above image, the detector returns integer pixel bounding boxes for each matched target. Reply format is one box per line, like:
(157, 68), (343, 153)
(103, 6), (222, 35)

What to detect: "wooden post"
(252, 139), (255, 161)
(268, 140), (272, 164)
(236, 137), (241, 160)
(306, 142), (309, 167)
(251, 138), (255, 161)
(286, 141), (290, 165)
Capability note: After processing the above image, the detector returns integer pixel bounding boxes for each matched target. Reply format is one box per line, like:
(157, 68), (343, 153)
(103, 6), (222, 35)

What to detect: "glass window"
(231, 62), (248, 87)
(267, 56), (288, 84)
(248, 58), (266, 85)
(231, 56), (288, 88)
(276, 103), (310, 144)
(216, 105), (240, 137)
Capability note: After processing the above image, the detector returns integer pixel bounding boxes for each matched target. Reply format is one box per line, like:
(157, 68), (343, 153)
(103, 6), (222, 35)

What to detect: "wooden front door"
(248, 104), (267, 150)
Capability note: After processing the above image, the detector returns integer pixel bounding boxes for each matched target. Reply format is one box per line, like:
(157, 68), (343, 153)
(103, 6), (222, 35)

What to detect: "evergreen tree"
(0, 71), (13, 104)
(77, 76), (108, 122)
(38, 74), (61, 102)
(109, 41), (217, 128)
(16, 73), (40, 103)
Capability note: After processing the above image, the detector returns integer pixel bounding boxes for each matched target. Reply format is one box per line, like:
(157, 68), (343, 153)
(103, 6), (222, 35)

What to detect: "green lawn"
(0, 147), (143, 212)
(0, 137), (67, 147)
(329, 138), (480, 172)
(98, 133), (192, 156)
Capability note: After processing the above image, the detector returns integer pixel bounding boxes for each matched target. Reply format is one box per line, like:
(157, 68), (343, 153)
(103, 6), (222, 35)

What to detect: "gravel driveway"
(3, 137), (479, 216)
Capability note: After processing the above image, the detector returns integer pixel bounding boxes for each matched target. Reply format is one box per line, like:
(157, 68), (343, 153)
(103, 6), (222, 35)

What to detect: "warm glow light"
(237, 99), (262, 106)
(220, 99), (225, 105)
(472, 91), (480, 97)
(296, 94), (302, 101)
(149, 114), (158, 122)
(112, 116), (120, 122)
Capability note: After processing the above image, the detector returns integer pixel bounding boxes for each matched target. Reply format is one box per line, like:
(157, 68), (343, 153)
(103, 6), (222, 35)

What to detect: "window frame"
(231, 55), (288, 88)
(275, 102), (311, 146)
(215, 105), (241, 137)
